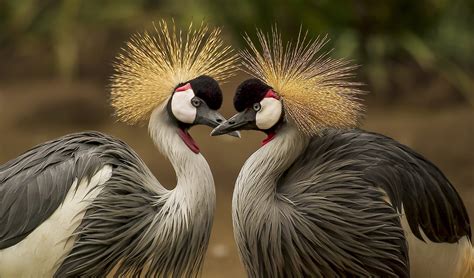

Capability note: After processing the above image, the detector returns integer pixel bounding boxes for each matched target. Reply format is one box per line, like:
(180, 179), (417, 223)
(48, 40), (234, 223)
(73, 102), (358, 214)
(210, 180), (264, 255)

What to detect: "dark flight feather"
(281, 128), (471, 247)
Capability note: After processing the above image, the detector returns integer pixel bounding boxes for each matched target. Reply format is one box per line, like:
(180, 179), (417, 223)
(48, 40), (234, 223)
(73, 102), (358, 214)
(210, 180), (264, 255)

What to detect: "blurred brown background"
(0, 0), (473, 277)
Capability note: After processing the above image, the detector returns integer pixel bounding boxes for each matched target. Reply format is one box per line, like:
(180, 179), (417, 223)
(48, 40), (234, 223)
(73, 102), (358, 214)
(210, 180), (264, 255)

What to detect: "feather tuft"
(110, 20), (238, 125)
(240, 27), (364, 135)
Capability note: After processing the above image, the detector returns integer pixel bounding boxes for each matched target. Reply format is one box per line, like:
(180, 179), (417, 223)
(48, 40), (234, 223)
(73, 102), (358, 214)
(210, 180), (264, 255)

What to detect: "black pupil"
(192, 98), (200, 107)
(253, 103), (260, 111)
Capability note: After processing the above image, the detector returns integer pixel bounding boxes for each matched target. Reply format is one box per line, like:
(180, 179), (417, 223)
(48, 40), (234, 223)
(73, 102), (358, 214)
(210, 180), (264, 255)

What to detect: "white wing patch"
(256, 98), (282, 130)
(0, 165), (113, 277)
(171, 89), (197, 124)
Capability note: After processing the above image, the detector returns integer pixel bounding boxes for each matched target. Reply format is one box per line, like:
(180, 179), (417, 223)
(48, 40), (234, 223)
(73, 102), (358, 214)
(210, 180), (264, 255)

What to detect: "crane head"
(214, 26), (364, 138)
(110, 20), (238, 126)
(109, 20), (239, 153)
(168, 75), (240, 153)
(211, 78), (283, 145)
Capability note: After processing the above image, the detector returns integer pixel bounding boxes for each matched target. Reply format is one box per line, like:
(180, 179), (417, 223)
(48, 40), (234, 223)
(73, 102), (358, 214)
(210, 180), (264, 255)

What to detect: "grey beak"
(194, 106), (240, 138)
(211, 109), (257, 136)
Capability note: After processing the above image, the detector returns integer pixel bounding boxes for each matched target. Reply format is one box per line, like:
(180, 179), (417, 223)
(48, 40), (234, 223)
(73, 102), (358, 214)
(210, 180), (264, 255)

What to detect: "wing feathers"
(0, 132), (122, 249)
(284, 129), (471, 244)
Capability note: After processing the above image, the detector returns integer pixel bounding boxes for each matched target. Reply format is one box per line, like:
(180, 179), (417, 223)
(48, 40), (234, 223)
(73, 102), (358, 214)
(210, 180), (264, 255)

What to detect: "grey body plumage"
(232, 126), (410, 277)
(55, 132), (212, 277)
(1, 128), (213, 277)
(223, 121), (472, 277)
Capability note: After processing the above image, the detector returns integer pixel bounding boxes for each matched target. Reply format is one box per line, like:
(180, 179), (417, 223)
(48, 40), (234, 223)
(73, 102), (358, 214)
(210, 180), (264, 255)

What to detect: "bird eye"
(253, 103), (261, 112)
(191, 98), (201, 107)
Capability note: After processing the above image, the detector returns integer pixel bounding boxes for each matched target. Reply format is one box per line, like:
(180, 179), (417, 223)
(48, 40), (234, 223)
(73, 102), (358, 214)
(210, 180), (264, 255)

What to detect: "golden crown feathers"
(110, 20), (238, 125)
(240, 27), (364, 135)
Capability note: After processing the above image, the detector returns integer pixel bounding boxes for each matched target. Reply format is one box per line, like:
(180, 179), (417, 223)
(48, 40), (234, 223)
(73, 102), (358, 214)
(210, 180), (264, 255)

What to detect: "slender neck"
(148, 105), (215, 216)
(235, 124), (308, 201)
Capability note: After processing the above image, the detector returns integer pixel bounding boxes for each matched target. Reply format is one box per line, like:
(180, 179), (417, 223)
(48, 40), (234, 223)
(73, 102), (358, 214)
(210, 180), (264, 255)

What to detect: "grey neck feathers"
(234, 124), (307, 202)
(149, 104), (215, 218)
(147, 104), (216, 271)
(232, 124), (307, 277)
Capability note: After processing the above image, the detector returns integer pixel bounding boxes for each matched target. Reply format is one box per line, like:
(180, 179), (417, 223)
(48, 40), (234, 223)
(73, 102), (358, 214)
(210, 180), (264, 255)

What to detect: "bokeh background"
(0, 0), (473, 277)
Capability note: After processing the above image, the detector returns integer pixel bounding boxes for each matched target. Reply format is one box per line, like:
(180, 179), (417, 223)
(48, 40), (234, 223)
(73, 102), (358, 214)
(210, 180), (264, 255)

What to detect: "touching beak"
(194, 105), (240, 138)
(211, 109), (257, 136)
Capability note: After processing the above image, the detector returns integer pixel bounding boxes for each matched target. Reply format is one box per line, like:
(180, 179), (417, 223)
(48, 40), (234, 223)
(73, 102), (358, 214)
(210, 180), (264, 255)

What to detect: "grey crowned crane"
(212, 29), (473, 277)
(0, 21), (238, 277)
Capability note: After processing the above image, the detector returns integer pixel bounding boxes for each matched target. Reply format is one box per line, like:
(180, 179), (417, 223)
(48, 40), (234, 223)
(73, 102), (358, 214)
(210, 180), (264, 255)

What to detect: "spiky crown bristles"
(110, 20), (238, 125)
(240, 27), (364, 135)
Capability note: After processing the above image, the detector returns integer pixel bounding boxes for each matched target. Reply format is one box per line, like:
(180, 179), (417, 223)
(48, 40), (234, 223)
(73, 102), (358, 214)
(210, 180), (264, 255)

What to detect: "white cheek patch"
(256, 97), (282, 130)
(171, 89), (197, 124)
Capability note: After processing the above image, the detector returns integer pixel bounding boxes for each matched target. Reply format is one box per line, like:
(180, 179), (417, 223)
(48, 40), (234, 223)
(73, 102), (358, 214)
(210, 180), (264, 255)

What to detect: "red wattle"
(178, 129), (200, 154)
(262, 132), (276, 146)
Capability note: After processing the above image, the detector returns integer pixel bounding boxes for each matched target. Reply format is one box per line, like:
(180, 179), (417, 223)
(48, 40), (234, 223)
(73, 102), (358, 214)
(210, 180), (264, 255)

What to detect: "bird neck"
(148, 105), (215, 215)
(235, 124), (308, 200)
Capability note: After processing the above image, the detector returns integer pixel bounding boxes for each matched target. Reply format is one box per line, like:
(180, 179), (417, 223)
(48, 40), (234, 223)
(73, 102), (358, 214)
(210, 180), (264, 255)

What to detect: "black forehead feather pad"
(234, 78), (271, 112)
(189, 75), (223, 110)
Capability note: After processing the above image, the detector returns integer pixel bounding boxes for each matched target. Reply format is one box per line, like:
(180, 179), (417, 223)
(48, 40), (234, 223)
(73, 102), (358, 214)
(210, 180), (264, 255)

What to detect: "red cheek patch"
(176, 83), (192, 92)
(264, 89), (280, 99)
